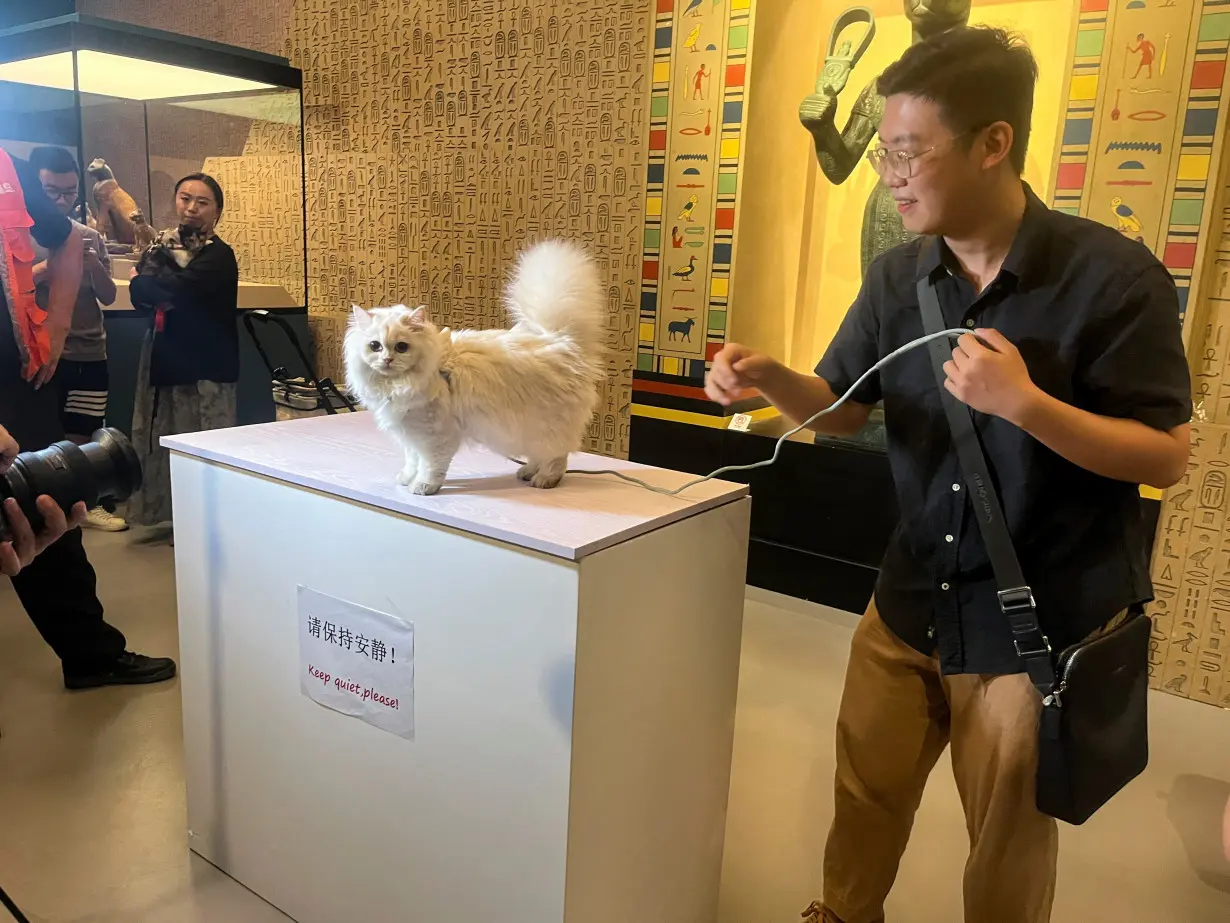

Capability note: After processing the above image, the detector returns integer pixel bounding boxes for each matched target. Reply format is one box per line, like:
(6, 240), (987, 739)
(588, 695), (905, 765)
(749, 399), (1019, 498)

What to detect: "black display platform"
(630, 413), (1163, 613)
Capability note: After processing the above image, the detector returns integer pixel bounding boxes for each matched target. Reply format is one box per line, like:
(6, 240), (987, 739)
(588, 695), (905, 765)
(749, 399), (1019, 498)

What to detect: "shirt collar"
(915, 182), (1051, 289)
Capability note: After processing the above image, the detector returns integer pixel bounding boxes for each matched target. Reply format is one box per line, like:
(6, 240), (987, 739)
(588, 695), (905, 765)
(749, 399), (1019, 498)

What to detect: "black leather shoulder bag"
(915, 250), (1151, 825)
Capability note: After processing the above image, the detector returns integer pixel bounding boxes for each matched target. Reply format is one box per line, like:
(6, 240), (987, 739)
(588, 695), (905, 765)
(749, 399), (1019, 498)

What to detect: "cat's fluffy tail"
(506, 240), (605, 361)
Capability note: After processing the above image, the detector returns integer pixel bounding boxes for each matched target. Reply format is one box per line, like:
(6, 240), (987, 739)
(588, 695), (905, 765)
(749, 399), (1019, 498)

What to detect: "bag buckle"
(1000, 586), (1050, 658)
(998, 586), (1036, 616)
(1013, 632), (1052, 658)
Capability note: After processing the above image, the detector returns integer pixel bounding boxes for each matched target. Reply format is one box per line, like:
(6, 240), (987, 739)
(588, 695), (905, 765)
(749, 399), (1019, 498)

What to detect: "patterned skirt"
(128, 329), (238, 527)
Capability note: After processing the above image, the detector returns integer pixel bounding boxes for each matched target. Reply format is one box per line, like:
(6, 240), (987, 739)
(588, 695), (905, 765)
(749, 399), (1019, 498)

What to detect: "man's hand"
(0, 496), (87, 577)
(705, 343), (781, 407)
(0, 425), (87, 576)
(706, 343), (873, 436)
(29, 223), (84, 388)
(84, 241), (118, 306)
(943, 329), (1039, 425)
(0, 425), (16, 474)
(32, 357), (59, 390)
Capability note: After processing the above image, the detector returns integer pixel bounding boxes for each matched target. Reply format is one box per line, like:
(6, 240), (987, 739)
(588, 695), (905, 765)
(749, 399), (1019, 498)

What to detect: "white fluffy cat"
(344, 240), (605, 495)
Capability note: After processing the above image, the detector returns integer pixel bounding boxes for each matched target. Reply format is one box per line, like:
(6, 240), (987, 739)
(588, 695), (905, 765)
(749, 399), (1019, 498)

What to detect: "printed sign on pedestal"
(297, 586), (415, 740)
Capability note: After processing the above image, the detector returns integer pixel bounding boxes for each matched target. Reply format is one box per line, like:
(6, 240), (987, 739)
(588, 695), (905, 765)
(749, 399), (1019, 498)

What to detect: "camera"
(0, 428), (142, 541)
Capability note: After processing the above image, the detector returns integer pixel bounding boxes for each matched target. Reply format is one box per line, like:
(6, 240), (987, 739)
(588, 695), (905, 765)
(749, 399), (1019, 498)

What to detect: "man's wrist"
(756, 358), (789, 394)
(757, 356), (787, 386)
(1006, 383), (1050, 432)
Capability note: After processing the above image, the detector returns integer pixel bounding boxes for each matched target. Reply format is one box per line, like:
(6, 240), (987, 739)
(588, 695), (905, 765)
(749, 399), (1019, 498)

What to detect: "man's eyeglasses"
(42, 187), (78, 204)
(866, 131), (976, 180)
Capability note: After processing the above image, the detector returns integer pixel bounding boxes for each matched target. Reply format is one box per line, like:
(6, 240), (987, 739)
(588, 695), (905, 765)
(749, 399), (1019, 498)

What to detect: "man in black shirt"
(707, 28), (1190, 923)
(0, 149), (176, 690)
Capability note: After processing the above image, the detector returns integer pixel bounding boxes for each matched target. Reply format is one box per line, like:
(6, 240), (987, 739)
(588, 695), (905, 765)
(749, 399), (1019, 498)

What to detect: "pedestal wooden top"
(163, 412), (748, 560)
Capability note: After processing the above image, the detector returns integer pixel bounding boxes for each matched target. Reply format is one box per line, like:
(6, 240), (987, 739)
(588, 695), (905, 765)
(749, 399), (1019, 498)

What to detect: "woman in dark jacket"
(128, 173), (239, 529)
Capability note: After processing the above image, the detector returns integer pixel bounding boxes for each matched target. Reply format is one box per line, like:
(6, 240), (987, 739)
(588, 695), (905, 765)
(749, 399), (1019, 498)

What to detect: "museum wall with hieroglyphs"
(1050, 0), (1230, 338)
(1043, 0), (1230, 708)
(1047, 0), (1230, 709)
(82, 0), (652, 458)
(634, 0), (753, 384)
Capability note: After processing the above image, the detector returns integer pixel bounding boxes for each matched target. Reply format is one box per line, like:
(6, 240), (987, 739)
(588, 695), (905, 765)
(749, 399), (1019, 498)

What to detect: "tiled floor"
(0, 532), (1228, 922)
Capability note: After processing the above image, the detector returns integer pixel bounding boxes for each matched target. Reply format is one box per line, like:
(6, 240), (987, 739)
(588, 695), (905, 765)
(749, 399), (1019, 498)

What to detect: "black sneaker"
(64, 652), (178, 690)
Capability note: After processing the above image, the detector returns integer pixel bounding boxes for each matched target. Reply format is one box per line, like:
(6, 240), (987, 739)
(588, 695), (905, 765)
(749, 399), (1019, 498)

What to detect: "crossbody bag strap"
(913, 241), (1057, 696)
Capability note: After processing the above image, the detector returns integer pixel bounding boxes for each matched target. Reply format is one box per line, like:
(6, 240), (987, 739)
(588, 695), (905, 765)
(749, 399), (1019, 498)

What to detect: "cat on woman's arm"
(344, 240), (605, 495)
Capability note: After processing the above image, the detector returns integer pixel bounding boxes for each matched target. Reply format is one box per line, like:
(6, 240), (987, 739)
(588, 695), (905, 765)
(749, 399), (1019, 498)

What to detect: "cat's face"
(346, 304), (439, 381)
(175, 225), (207, 253)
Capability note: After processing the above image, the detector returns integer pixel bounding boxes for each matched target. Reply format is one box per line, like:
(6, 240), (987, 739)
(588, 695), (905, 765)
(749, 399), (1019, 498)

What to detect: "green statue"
(799, 0), (972, 277)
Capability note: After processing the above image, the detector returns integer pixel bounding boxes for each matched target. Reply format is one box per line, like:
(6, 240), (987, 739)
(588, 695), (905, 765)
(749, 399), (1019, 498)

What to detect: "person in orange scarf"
(0, 147), (175, 689)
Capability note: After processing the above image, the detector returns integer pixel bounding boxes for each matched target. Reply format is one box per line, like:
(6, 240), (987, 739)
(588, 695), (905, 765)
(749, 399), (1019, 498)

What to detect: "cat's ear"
(350, 304), (371, 326)
(405, 305), (428, 327)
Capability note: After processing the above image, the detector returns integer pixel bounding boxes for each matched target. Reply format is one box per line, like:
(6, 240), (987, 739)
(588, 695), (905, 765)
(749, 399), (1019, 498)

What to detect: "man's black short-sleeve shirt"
(815, 185), (1192, 675)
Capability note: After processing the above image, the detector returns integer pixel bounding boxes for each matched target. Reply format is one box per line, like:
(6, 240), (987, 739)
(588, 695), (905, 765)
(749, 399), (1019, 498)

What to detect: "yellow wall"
(735, 0), (1076, 371)
(728, 0), (830, 364)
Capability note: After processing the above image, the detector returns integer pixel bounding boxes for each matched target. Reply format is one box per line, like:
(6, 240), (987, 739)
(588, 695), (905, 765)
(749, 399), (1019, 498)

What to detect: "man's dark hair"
(877, 27), (1038, 174)
(28, 145), (79, 176)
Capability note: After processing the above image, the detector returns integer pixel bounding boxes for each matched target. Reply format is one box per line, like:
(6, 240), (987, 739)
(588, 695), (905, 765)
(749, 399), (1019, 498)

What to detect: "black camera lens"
(0, 428), (142, 542)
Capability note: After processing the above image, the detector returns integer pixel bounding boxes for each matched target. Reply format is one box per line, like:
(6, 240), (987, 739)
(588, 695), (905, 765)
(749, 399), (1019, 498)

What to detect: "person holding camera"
(28, 146), (127, 533)
(0, 145), (175, 690)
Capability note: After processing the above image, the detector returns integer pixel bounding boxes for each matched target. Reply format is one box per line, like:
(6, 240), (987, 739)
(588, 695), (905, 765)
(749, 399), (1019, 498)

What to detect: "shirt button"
(964, 319), (975, 328)
(952, 483), (961, 492)
(945, 534), (954, 543)
(941, 582), (951, 591)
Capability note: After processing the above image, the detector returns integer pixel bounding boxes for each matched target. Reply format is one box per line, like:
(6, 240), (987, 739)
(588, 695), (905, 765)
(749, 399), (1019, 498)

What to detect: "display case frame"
(0, 12), (307, 310)
(0, 11), (313, 433)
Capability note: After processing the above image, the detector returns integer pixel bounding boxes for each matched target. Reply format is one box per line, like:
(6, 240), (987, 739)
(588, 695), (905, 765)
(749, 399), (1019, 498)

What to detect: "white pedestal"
(165, 413), (750, 923)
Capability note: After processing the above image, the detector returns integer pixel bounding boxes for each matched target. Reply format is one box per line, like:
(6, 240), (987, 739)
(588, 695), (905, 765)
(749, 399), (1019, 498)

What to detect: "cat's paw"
(530, 471), (564, 490)
(396, 467), (416, 486)
(516, 463), (538, 481)
(410, 478), (443, 496)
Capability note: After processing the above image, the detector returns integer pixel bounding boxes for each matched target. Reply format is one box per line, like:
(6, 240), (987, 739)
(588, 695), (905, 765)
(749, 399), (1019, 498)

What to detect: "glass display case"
(0, 12), (312, 434)
(0, 13), (306, 310)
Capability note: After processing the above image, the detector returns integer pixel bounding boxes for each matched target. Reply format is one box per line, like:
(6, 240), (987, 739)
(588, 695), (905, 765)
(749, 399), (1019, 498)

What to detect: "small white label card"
(728, 412), (753, 432)
(298, 586), (415, 740)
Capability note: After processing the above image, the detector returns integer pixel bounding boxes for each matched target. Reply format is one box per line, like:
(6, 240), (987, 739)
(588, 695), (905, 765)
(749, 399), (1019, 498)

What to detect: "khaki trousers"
(818, 601), (1058, 923)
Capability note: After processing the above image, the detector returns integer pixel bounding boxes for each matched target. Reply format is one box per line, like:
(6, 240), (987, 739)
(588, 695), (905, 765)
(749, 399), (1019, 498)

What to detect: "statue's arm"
(799, 82), (883, 184)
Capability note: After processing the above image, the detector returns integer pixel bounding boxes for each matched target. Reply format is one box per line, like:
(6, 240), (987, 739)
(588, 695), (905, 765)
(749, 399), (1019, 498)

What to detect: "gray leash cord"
(561, 328), (973, 497)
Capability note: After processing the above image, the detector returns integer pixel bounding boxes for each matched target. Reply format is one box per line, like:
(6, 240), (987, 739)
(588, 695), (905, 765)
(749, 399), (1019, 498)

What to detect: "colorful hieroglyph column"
(1054, 0), (1230, 707)
(635, 0), (753, 404)
(1051, 0), (1230, 331)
